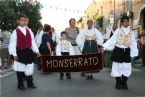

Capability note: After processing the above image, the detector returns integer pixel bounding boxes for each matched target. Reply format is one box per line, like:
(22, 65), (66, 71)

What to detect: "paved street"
(1, 67), (145, 97)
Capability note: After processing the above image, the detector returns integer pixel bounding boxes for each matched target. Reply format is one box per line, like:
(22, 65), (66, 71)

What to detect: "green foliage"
(94, 16), (104, 29)
(0, 0), (42, 33)
(0, 0), (16, 30)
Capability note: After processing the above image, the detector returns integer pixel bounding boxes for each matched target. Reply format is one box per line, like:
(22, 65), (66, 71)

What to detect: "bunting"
(43, 4), (85, 13)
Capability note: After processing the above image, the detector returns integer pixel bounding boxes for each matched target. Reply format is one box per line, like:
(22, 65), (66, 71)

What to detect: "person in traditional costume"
(35, 24), (44, 70)
(56, 31), (74, 80)
(51, 27), (57, 56)
(35, 24), (44, 49)
(103, 16), (138, 90)
(8, 14), (40, 90)
(104, 23), (118, 68)
(76, 19), (103, 80)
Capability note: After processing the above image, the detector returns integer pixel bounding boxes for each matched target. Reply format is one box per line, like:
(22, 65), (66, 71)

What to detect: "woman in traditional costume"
(76, 19), (103, 80)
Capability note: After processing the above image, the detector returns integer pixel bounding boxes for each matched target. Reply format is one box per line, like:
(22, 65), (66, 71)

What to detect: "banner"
(41, 53), (102, 73)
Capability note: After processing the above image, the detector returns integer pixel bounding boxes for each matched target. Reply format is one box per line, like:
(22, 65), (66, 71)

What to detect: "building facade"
(78, 0), (145, 34)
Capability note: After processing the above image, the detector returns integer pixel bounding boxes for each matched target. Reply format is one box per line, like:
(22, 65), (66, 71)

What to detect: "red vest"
(16, 28), (32, 49)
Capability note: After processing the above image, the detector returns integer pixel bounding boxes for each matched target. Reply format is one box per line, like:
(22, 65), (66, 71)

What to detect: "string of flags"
(42, 4), (85, 14)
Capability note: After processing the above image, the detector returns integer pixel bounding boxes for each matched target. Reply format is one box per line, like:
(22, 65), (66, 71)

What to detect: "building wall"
(132, 0), (145, 33)
(78, 0), (145, 33)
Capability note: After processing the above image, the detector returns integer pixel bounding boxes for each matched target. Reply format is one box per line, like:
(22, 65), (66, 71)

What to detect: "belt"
(85, 36), (96, 40)
(72, 44), (77, 46)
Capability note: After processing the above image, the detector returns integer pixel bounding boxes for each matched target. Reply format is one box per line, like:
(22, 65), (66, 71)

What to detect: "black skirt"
(82, 40), (98, 54)
(16, 48), (34, 64)
(111, 46), (131, 63)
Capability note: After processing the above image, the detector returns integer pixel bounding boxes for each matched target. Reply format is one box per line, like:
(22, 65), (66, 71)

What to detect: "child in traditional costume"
(9, 14), (40, 90)
(56, 31), (74, 80)
(103, 16), (138, 90)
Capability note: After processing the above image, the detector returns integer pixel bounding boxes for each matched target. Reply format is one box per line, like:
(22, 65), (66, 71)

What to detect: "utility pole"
(114, 0), (115, 22)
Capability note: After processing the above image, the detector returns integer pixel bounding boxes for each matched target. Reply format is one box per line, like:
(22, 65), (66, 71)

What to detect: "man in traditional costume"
(103, 16), (138, 90)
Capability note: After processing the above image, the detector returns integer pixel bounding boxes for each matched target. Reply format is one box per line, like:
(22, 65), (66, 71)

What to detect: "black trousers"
(16, 48), (34, 64)
(60, 52), (70, 77)
(142, 45), (145, 66)
(111, 46), (131, 63)
(16, 72), (34, 88)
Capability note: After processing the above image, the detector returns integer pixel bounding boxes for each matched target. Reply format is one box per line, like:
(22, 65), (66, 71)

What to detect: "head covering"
(85, 19), (95, 30)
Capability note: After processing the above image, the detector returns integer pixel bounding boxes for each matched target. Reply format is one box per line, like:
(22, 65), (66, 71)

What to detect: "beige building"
(132, 0), (145, 34)
(78, 0), (145, 34)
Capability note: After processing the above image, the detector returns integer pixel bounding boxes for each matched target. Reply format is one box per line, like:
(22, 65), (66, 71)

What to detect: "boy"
(56, 31), (74, 80)
(9, 14), (40, 90)
(103, 16), (138, 90)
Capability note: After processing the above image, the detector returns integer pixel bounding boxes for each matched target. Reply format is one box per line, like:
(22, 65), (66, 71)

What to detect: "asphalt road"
(1, 68), (145, 97)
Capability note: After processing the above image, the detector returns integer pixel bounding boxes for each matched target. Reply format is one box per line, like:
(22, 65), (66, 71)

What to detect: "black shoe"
(90, 75), (94, 80)
(81, 72), (86, 77)
(27, 85), (37, 89)
(17, 86), (26, 91)
(122, 76), (128, 90)
(86, 76), (90, 80)
(60, 76), (63, 80)
(141, 65), (145, 67)
(66, 73), (71, 79)
(122, 82), (128, 89)
(115, 77), (122, 89)
(66, 75), (71, 79)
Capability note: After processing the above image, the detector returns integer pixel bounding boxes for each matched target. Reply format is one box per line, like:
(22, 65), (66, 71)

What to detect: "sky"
(38, 0), (93, 32)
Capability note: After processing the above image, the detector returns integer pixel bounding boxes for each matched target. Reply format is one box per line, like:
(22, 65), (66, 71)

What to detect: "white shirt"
(9, 26), (39, 56)
(103, 26), (138, 57)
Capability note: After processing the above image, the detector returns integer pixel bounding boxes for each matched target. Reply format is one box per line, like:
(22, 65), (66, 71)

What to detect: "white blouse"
(76, 28), (103, 51)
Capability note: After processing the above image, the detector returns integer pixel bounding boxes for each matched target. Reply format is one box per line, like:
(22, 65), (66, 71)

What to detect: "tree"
(0, 0), (42, 34)
(0, 0), (16, 31)
(16, 1), (42, 34)
(94, 16), (104, 30)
